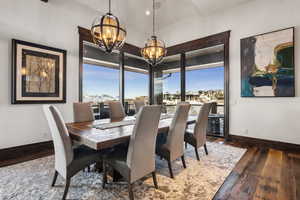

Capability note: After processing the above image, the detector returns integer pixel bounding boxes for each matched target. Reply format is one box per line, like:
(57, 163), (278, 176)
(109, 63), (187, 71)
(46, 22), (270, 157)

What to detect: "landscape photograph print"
(241, 27), (294, 97)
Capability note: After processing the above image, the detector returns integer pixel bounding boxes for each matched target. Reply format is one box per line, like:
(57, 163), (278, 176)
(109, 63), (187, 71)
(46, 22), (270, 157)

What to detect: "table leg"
(95, 161), (103, 173)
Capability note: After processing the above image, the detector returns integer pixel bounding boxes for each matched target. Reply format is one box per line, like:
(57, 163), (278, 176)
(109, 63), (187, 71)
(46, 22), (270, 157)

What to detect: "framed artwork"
(241, 27), (294, 97)
(12, 39), (67, 104)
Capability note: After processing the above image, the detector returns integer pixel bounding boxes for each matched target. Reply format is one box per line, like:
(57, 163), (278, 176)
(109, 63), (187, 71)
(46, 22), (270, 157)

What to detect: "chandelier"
(141, 0), (167, 66)
(91, 0), (126, 53)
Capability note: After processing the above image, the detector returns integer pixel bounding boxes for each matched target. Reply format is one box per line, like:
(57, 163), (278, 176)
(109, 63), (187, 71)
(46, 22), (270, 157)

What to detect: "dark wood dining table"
(66, 115), (197, 150)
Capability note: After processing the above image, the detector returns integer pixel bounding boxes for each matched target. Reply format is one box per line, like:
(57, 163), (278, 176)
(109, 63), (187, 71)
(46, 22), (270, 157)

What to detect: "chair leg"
(128, 182), (134, 200)
(102, 162), (107, 189)
(62, 178), (71, 200)
(185, 142), (187, 149)
(204, 144), (208, 155)
(83, 165), (91, 172)
(195, 147), (200, 161)
(181, 155), (186, 168)
(167, 159), (174, 179)
(51, 171), (58, 187)
(152, 172), (158, 189)
(112, 169), (123, 182)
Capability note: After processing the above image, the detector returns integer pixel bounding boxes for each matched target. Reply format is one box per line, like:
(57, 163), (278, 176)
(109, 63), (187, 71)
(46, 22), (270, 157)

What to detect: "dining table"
(66, 114), (197, 151)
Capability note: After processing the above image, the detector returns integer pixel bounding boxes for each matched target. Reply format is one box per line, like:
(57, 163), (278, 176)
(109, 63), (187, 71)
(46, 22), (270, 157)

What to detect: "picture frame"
(241, 27), (295, 97)
(11, 39), (67, 104)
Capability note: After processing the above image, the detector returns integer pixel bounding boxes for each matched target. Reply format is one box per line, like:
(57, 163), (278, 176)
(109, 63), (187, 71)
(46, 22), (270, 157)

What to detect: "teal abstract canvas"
(241, 28), (294, 97)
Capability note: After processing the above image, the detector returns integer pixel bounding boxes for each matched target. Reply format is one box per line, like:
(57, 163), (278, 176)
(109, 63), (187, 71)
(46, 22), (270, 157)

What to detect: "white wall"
(1, 0), (299, 149)
(159, 0), (300, 144)
(0, 0), (144, 149)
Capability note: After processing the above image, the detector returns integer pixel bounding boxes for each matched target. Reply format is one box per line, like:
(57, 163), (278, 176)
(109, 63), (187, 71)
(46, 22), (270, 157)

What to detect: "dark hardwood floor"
(213, 141), (300, 200)
(1, 137), (299, 200)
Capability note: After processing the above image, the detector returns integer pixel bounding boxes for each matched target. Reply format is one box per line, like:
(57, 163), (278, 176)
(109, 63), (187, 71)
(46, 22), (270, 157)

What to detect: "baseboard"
(229, 135), (300, 151)
(0, 141), (54, 167)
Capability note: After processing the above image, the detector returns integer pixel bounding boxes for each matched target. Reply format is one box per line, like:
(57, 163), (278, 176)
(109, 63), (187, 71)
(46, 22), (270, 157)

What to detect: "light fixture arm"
(152, 0), (155, 36)
(108, 0), (111, 14)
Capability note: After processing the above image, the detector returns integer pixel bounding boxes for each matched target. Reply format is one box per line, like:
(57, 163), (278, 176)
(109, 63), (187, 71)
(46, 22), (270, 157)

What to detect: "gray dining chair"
(102, 105), (162, 200)
(108, 101), (126, 122)
(184, 103), (212, 161)
(134, 99), (145, 114)
(73, 102), (95, 123)
(73, 102), (97, 172)
(155, 102), (191, 178)
(43, 105), (102, 200)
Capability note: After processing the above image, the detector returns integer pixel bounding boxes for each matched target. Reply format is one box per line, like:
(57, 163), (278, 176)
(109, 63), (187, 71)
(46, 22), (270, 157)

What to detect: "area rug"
(0, 142), (246, 200)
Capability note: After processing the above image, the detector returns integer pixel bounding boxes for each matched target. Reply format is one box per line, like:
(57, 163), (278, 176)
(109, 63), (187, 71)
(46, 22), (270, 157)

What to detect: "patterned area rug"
(0, 142), (246, 200)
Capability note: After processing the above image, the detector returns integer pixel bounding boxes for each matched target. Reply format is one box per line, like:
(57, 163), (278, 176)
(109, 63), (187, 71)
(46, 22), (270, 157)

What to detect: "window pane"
(160, 54), (181, 114)
(185, 45), (225, 137)
(125, 71), (148, 114)
(163, 70), (181, 114)
(124, 53), (149, 115)
(125, 71), (148, 100)
(186, 67), (224, 115)
(83, 64), (119, 103)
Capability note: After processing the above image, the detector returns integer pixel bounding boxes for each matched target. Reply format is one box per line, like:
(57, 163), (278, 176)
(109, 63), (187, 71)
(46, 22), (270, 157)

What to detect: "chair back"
(166, 102), (191, 161)
(134, 99), (145, 114)
(108, 101), (126, 122)
(43, 105), (73, 178)
(194, 103), (212, 147)
(210, 102), (217, 114)
(73, 102), (95, 123)
(126, 105), (161, 182)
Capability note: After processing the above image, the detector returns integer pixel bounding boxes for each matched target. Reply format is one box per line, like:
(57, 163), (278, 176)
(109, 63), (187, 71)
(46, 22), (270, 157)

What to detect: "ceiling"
(74, 0), (253, 44)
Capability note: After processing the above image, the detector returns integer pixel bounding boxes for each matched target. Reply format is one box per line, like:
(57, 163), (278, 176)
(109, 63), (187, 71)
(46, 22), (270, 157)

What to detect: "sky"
(83, 64), (224, 98)
(164, 67), (224, 93)
(83, 64), (148, 98)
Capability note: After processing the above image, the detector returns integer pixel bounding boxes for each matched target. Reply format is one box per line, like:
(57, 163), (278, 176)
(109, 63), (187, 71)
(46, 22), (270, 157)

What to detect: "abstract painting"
(241, 27), (294, 97)
(12, 39), (66, 104)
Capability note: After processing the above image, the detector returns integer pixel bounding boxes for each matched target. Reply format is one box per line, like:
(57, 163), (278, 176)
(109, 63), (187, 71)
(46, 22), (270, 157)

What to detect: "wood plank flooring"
(213, 147), (300, 200)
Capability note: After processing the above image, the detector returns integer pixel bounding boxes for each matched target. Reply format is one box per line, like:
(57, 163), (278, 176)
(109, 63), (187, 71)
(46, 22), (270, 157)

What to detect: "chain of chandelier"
(91, 0), (166, 66)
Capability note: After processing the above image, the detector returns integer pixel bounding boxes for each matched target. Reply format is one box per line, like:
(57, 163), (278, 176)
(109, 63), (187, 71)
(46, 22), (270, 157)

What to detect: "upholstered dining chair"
(73, 102), (97, 172)
(134, 99), (145, 114)
(73, 102), (95, 123)
(155, 102), (191, 178)
(184, 103), (212, 161)
(43, 105), (102, 200)
(107, 101), (126, 122)
(102, 105), (161, 200)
